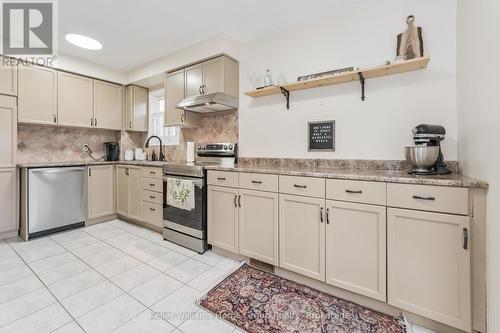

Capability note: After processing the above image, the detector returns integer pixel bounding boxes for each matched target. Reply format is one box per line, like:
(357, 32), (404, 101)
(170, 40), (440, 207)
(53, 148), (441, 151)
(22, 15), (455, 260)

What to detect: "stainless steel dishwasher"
(28, 166), (86, 238)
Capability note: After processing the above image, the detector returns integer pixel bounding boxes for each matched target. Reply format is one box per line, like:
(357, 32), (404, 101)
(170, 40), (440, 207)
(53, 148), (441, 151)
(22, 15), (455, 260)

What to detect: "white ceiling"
(58, 0), (352, 71)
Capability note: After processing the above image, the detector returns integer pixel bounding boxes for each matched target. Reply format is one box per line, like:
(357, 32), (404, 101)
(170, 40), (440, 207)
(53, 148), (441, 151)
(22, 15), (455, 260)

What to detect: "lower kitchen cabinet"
(207, 185), (239, 253)
(0, 168), (17, 236)
(325, 200), (386, 301)
(279, 194), (325, 281)
(87, 165), (115, 219)
(116, 165), (142, 219)
(387, 208), (471, 331)
(238, 189), (278, 265)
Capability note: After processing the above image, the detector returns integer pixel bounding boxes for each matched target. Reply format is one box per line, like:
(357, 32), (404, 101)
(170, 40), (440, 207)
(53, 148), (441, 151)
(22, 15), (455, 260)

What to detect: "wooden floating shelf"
(244, 57), (430, 106)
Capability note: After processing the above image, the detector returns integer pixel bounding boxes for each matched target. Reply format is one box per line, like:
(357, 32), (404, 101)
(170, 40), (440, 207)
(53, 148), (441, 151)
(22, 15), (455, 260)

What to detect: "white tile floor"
(0, 219), (434, 333)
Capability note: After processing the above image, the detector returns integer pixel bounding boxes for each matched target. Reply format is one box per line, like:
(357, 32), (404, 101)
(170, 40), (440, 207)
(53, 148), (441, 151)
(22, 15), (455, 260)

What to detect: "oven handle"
(163, 175), (204, 188)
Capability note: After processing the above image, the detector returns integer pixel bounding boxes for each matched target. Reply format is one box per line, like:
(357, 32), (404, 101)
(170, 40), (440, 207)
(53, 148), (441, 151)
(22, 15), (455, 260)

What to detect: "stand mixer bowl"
(405, 146), (440, 172)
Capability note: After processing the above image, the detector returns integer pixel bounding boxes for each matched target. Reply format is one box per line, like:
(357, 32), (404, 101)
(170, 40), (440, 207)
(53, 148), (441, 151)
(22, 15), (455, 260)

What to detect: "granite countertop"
(205, 164), (488, 189)
(17, 160), (170, 168)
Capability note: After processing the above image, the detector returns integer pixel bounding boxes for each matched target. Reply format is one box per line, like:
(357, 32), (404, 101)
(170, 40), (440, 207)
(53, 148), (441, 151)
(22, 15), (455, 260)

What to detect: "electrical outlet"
(82, 144), (90, 153)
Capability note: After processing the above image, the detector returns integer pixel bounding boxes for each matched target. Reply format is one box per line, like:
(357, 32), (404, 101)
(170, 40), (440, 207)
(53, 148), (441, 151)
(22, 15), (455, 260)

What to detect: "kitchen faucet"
(145, 135), (165, 161)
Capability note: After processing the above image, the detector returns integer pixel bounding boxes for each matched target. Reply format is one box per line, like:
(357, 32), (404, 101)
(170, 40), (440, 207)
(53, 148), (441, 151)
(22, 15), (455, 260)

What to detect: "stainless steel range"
(162, 143), (237, 253)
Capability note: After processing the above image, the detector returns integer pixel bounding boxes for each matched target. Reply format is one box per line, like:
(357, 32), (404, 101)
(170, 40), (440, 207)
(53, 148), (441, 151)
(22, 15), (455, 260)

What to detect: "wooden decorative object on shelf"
(244, 57), (430, 107)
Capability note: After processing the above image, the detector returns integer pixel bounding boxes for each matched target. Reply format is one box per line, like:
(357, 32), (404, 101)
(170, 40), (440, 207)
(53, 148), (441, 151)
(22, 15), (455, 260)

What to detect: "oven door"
(163, 175), (206, 239)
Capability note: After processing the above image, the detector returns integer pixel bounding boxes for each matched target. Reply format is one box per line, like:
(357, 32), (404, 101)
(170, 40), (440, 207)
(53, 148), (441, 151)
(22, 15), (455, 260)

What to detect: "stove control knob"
(228, 144), (233, 150)
(223, 145), (228, 150)
(198, 145), (202, 150)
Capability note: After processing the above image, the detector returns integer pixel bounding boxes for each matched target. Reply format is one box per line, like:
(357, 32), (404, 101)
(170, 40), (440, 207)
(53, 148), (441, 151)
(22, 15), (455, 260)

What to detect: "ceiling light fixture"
(65, 33), (102, 50)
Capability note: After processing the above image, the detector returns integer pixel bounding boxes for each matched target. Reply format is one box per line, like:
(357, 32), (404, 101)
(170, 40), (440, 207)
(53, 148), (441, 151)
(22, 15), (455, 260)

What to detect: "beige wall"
(457, 1), (499, 332)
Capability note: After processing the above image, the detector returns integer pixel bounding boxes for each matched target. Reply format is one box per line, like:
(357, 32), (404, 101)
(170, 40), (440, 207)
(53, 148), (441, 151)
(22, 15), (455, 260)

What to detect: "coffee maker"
(408, 124), (451, 175)
(103, 142), (120, 161)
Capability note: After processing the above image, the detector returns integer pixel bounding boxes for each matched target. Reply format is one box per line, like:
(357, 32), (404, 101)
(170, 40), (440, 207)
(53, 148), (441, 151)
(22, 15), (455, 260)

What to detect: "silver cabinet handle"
(202, 85), (207, 94)
(129, 121), (132, 128)
(181, 113), (184, 123)
(345, 190), (362, 194)
(199, 86), (202, 95)
(238, 195), (241, 207)
(149, 207), (155, 211)
(326, 208), (330, 224)
(150, 195), (155, 199)
(150, 183), (155, 187)
(251, 180), (263, 184)
(413, 195), (435, 201)
(91, 118), (94, 126)
(217, 177), (226, 181)
(294, 184), (307, 189)
(234, 195), (237, 208)
(320, 207), (324, 223)
(95, 118), (97, 126)
(53, 115), (57, 123)
(463, 228), (469, 250)
(88, 168), (92, 177)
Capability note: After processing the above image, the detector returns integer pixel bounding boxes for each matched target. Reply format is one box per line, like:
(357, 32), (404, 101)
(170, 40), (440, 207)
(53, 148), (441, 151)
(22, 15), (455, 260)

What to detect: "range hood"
(176, 92), (239, 113)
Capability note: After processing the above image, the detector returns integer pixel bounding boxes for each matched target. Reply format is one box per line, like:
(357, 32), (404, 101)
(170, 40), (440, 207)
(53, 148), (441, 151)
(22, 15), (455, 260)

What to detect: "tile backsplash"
(17, 111), (239, 164)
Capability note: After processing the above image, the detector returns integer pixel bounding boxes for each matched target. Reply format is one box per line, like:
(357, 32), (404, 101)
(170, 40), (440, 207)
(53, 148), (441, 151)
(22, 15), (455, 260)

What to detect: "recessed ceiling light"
(65, 33), (102, 50)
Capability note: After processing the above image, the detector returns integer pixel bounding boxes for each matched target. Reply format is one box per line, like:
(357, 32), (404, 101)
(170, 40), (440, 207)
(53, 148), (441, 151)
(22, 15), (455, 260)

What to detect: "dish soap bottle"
(263, 69), (274, 87)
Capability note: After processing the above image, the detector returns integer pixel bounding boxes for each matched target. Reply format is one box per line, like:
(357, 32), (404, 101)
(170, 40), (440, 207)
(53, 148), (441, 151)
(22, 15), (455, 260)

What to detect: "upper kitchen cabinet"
(125, 85), (148, 132)
(94, 80), (123, 130)
(0, 95), (17, 167)
(18, 65), (58, 125)
(57, 72), (94, 128)
(0, 57), (17, 96)
(165, 69), (200, 128)
(188, 56), (239, 98)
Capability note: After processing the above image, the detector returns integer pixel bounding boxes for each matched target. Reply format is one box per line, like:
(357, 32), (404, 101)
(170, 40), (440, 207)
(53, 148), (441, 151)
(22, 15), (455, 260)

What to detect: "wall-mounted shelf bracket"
(358, 72), (366, 101)
(280, 87), (290, 110)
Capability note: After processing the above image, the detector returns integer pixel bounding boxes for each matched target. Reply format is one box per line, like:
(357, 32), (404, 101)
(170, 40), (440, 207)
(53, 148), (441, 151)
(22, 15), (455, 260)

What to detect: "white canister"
(124, 149), (134, 161)
(135, 148), (146, 161)
(186, 141), (195, 163)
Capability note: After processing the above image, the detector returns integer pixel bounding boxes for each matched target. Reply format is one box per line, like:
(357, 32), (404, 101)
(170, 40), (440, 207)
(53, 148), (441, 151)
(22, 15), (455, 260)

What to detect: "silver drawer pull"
(463, 228), (469, 250)
(150, 171), (155, 174)
(294, 184), (307, 189)
(149, 208), (155, 211)
(413, 195), (435, 201)
(150, 183), (155, 186)
(149, 196), (155, 199)
(251, 180), (263, 184)
(217, 177), (226, 181)
(345, 190), (362, 194)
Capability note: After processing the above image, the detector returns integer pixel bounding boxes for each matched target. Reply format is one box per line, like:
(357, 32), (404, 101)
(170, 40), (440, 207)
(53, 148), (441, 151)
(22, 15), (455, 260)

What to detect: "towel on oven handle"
(167, 177), (195, 211)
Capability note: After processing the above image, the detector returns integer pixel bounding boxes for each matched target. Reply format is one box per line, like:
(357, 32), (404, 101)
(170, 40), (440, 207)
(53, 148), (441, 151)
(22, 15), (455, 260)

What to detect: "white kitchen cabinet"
(0, 95), (17, 167)
(116, 165), (142, 219)
(94, 80), (123, 130)
(279, 194), (325, 281)
(18, 65), (58, 125)
(117, 165), (129, 216)
(0, 168), (17, 237)
(325, 200), (386, 301)
(208, 185), (239, 253)
(185, 56), (239, 98)
(125, 85), (148, 132)
(57, 72), (94, 128)
(387, 208), (471, 331)
(185, 63), (204, 97)
(0, 56), (17, 96)
(164, 69), (201, 128)
(87, 165), (115, 219)
(238, 189), (278, 265)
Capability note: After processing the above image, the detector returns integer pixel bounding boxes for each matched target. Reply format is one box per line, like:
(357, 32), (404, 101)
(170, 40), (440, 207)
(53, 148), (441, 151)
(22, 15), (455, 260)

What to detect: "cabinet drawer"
(239, 172), (278, 192)
(326, 179), (386, 205)
(207, 171), (238, 187)
(142, 178), (162, 193)
(143, 189), (162, 205)
(387, 183), (468, 215)
(142, 202), (163, 227)
(142, 167), (162, 180)
(279, 175), (325, 198)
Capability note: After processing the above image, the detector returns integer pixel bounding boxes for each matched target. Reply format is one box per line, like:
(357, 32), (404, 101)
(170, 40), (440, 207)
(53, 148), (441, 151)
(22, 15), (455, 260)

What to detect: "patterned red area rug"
(199, 264), (406, 333)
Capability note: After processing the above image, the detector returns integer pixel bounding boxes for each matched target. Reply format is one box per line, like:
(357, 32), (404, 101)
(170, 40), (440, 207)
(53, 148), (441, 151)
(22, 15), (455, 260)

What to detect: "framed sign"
(308, 120), (335, 151)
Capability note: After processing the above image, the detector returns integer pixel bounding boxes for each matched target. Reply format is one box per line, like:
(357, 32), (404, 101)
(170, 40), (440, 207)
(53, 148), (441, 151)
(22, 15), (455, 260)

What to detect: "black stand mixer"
(408, 124), (452, 175)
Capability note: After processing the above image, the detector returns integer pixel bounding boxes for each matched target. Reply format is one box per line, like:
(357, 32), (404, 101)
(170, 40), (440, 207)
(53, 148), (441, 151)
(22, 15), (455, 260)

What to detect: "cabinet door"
(208, 185), (239, 253)
(279, 194), (325, 281)
(202, 57), (224, 94)
(0, 168), (17, 234)
(94, 80), (123, 130)
(57, 72), (94, 128)
(185, 63), (203, 97)
(387, 208), (471, 331)
(125, 86), (133, 130)
(238, 189), (278, 265)
(128, 167), (143, 220)
(88, 165), (115, 219)
(18, 65), (57, 125)
(325, 200), (386, 301)
(0, 95), (17, 167)
(0, 57), (17, 96)
(165, 70), (184, 126)
(132, 86), (148, 132)
(116, 166), (130, 216)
